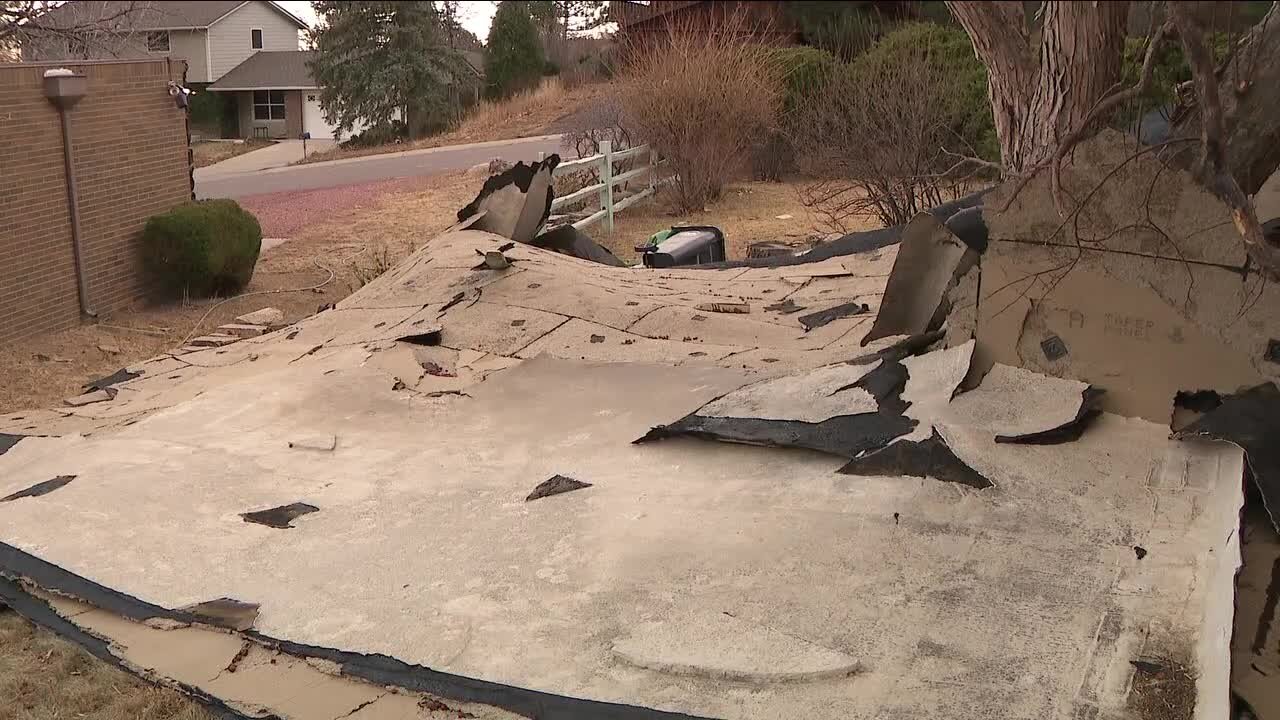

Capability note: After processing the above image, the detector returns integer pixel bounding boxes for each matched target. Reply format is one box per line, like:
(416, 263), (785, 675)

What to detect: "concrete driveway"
(196, 134), (567, 199)
(197, 139), (337, 177)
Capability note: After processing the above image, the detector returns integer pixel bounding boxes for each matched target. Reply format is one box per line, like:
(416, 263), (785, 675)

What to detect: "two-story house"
(26, 1), (353, 140)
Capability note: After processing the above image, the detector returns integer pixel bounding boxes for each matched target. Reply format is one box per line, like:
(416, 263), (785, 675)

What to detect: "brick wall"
(0, 59), (192, 345)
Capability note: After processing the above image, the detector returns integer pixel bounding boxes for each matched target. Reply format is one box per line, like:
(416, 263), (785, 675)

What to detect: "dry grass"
(191, 139), (272, 168)
(455, 77), (570, 141)
(297, 79), (612, 166)
(0, 610), (213, 720)
(0, 172), (474, 415)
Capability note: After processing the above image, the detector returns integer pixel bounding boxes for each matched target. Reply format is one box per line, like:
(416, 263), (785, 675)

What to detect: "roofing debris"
(994, 386), (1104, 445)
(1233, 503), (1280, 720)
(861, 213), (976, 346)
(837, 429), (992, 489)
(178, 598), (261, 631)
(0, 136), (1276, 720)
(526, 474), (593, 501)
(84, 367), (140, 392)
(235, 307), (285, 326)
(1175, 383), (1280, 531)
(0, 433), (21, 456)
(240, 502), (320, 529)
(1, 474), (75, 502)
(797, 301), (870, 331)
(458, 155), (560, 244)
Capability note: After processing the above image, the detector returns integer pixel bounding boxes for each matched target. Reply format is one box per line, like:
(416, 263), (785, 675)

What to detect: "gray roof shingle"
(207, 50), (317, 90)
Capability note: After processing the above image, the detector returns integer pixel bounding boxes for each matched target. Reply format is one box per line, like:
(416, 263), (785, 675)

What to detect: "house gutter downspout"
(44, 69), (96, 319)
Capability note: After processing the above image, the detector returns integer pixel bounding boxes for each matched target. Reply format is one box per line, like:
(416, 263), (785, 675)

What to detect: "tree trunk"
(948, 1), (1129, 173)
(950, 0), (1280, 275)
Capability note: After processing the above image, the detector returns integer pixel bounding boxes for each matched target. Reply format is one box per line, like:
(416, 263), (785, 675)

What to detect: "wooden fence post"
(649, 146), (658, 195)
(600, 140), (614, 235)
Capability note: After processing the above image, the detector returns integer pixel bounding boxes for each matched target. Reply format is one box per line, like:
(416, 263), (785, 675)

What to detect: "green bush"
(1117, 32), (1231, 124)
(776, 46), (839, 116)
(142, 200), (262, 298)
(856, 22), (997, 161)
(753, 47), (839, 181)
(786, 2), (890, 60)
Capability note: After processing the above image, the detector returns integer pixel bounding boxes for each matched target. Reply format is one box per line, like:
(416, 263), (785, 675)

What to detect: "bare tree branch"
(1168, 1), (1280, 279)
(1172, 1), (1280, 195)
(3, 1), (145, 60)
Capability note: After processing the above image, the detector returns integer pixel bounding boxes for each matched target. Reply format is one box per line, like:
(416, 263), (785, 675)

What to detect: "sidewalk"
(196, 139), (337, 178)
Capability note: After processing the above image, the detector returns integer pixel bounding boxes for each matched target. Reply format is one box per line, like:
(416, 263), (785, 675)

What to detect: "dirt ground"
(297, 80), (611, 165)
(191, 139), (272, 168)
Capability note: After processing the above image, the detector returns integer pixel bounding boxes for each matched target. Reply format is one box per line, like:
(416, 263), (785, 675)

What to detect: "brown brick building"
(0, 59), (192, 345)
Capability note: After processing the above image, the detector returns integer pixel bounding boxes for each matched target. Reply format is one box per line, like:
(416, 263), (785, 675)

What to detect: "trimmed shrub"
(857, 22), (996, 161)
(142, 199), (262, 298)
(777, 46), (840, 116)
(791, 23), (990, 229)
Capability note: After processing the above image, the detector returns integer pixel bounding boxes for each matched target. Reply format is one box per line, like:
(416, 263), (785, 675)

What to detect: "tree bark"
(1171, 2), (1280, 196)
(948, 1), (1129, 173)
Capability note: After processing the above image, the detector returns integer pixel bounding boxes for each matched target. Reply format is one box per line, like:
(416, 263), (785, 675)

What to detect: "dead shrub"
(617, 12), (783, 212)
(564, 92), (633, 161)
(348, 242), (401, 289)
(791, 38), (980, 230)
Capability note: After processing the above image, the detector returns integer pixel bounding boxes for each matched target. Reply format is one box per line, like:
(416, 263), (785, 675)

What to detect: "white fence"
(541, 140), (660, 234)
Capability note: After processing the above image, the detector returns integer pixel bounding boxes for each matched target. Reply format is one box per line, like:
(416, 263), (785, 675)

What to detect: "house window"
(251, 28), (263, 49)
(253, 90), (286, 120)
(146, 31), (170, 53)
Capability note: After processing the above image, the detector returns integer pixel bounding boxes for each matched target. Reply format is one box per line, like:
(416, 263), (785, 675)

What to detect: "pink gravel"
(238, 175), (447, 238)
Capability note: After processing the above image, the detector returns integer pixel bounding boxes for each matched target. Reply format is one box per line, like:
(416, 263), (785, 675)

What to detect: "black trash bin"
(636, 226), (726, 268)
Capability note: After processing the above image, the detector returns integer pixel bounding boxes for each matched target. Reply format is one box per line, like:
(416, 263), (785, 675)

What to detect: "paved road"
(196, 134), (567, 199)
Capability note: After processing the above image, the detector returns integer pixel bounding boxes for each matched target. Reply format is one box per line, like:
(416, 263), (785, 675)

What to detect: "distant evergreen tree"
(308, 1), (474, 139)
(484, 1), (545, 99)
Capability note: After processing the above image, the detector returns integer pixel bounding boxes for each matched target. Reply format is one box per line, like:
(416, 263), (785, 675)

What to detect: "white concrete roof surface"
(0, 229), (1243, 720)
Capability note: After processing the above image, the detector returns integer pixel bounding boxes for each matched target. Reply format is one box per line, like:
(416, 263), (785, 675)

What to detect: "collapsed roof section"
(0, 132), (1275, 720)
